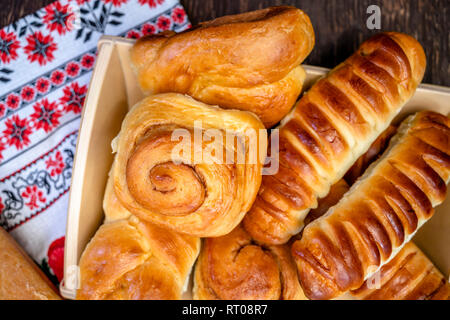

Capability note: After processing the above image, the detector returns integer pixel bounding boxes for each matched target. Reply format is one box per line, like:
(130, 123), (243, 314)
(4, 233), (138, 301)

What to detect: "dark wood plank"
(0, 0), (54, 28)
(1, 0), (448, 86)
(181, 0), (449, 86)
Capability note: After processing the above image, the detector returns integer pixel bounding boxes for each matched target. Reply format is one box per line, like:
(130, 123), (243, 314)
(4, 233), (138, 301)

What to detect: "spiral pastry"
(111, 93), (266, 237)
(193, 224), (305, 300)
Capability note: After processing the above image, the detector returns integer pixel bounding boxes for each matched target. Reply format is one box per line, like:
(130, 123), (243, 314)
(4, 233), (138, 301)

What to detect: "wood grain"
(1, 0), (448, 86)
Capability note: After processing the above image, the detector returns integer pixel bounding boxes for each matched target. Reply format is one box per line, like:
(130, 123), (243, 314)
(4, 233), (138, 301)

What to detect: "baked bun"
(130, 6), (314, 127)
(193, 224), (305, 300)
(0, 227), (61, 300)
(351, 242), (450, 300)
(77, 169), (200, 300)
(111, 93), (266, 237)
(243, 32), (426, 245)
(77, 216), (200, 300)
(292, 111), (450, 299)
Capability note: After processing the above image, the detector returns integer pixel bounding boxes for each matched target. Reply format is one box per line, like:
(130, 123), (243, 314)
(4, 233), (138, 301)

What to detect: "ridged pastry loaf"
(344, 125), (397, 185)
(193, 224), (305, 300)
(351, 242), (450, 300)
(304, 179), (350, 226)
(77, 178), (200, 300)
(292, 111), (450, 300)
(305, 125), (396, 226)
(130, 6), (314, 127)
(243, 32), (426, 245)
(305, 181), (449, 300)
(111, 93), (266, 237)
(0, 227), (61, 300)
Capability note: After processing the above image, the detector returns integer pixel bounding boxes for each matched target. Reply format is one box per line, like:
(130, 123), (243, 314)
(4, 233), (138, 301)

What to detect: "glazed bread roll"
(304, 179), (350, 226)
(78, 177), (200, 300)
(351, 242), (450, 300)
(243, 32), (426, 245)
(130, 6), (314, 127)
(292, 111), (450, 300)
(305, 125), (396, 225)
(305, 178), (449, 300)
(344, 125), (397, 185)
(77, 216), (200, 300)
(111, 93), (266, 237)
(0, 227), (60, 300)
(193, 224), (305, 300)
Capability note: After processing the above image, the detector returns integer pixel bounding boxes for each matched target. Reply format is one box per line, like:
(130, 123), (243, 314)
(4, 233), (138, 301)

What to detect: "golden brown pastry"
(77, 173), (200, 300)
(351, 242), (450, 300)
(304, 178), (449, 300)
(0, 227), (61, 300)
(344, 125), (397, 185)
(77, 216), (200, 300)
(292, 111), (450, 300)
(103, 166), (131, 222)
(305, 124), (397, 225)
(304, 179), (350, 226)
(193, 224), (305, 300)
(243, 32), (426, 245)
(111, 93), (266, 237)
(130, 6), (314, 127)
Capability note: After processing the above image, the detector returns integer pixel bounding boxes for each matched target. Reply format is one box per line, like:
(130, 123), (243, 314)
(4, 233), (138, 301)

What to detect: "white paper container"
(61, 36), (450, 299)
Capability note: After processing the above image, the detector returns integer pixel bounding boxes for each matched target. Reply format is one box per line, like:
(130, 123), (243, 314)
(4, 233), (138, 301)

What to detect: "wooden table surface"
(1, 0), (448, 86)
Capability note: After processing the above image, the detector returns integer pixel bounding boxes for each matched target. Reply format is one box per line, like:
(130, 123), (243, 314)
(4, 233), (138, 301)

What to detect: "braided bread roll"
(305, 181), (449, 300)
(77, 174), (200, 300)
(111, 93), (266, 237)
(351, 242), (450, 300)
(193, 224), (305, 300)
(292, 111), (450, 299)
(243, 32), (426, 245)
(130, 6), (314, 127)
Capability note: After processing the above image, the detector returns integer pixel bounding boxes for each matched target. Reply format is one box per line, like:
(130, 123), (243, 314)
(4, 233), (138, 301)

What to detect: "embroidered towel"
(0, 0), (190, 286)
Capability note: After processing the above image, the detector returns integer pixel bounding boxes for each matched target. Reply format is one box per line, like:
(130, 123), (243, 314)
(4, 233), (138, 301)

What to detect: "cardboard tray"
(61, 36), (450, 300)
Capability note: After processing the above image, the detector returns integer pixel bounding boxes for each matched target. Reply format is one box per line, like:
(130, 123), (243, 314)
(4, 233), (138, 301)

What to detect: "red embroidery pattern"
(24, 31), (58, 66)
(45, 150), (65, 177)
(3, 115), (33, 150)
(30, 99), (62, 133)
(0, 50), (96, 118)
(22, 185), (47, 210)
(0, 30), (20, 64)
(43, 2), (75, 35)
(60, 82), (87, 114)
(171, 7), (185, 24)
(124, 4), (188, 39)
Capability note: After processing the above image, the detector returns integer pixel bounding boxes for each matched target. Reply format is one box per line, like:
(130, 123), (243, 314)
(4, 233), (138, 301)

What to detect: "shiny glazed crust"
(77, 173), (200, 300)
(111, 93), (266, 237)
(351, 242), (450, 300)
(243, 32), (426, 245)
(130, 6), (314, 127)
(76, 217), (200, 300)
(292, 111), (450, 300)
(193, 225), (305, 300)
